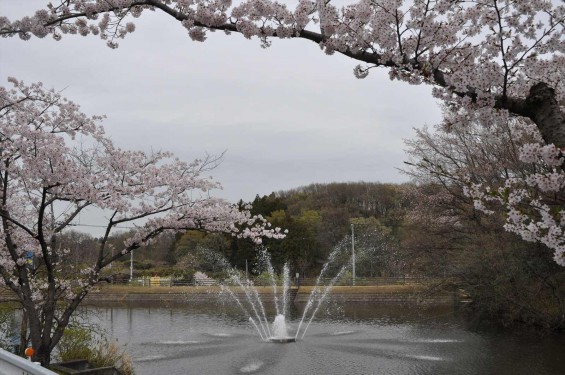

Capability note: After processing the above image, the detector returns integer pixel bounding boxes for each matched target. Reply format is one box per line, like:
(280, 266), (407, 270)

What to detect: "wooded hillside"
(59, 180), (565, 329)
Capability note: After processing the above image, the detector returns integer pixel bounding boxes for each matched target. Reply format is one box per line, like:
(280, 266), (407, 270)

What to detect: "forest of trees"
(59, 177), (565, 329)
(62, 181), (408, 280)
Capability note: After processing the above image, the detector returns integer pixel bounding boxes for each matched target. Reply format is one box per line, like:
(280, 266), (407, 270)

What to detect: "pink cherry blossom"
(0, 78), (284, 364)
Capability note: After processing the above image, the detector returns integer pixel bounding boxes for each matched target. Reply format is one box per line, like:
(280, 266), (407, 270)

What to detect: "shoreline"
(1, 284), (457, 305)
(84, 284), (455, 305)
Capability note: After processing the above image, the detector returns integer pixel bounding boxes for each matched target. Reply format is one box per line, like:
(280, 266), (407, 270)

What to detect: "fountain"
(268, 314), (294, 343)
(212, 243), (351, 343)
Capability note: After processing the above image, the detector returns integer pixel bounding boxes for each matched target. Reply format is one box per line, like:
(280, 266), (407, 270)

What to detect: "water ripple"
(239, 360), (264, 373)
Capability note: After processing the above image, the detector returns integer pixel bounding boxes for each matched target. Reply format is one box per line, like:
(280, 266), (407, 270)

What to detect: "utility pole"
(351, 224), (356, 286)
(245, 259), (249, 284)
(130, 250), (133, 282)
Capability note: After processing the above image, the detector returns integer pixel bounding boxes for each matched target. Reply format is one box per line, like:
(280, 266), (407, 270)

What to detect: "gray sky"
(0, 1), (441, 206)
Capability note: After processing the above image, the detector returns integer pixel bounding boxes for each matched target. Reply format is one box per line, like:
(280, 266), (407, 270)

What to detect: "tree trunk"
(18, 309), (27, 356)
(34, 342), (51, 366)
(524, 83), (565, 149)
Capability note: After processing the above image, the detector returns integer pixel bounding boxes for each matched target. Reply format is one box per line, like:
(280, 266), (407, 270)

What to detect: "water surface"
(84, 303), (565, 375)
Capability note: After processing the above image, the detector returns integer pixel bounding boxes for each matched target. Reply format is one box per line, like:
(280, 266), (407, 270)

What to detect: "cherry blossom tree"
(1, 0), (564, 264)
(404, 107), (565, 266)
(0, 77), (284, 365)
(402, 113), (565, 327)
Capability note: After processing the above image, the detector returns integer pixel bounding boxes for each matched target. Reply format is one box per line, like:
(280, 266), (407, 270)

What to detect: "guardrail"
(107, 276), (218, 287)
(0, 349), (57, 375)
(298, 276), (432, 286)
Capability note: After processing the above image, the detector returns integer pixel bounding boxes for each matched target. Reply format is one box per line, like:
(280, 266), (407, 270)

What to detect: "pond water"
(82, 302), (565, 375)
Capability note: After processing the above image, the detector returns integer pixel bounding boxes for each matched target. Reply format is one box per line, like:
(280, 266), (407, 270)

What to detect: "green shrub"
(57, 326), (93, 362)
(56, 325), (134, 375)
(253, 271), (282, 286)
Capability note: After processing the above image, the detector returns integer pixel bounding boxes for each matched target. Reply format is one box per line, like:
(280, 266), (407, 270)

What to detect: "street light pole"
(351, 224), (356, 286)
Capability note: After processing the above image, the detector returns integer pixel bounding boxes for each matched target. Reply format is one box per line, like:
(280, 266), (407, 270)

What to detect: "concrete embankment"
(81, 284), (453, 305)
(0, 287), (16, 302)
(294, 285), (452, 304)
(1, 285), (455, 305)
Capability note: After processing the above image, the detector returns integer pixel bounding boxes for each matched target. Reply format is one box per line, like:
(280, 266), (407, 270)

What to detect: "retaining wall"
(1, 285), (454, 305)
(0, 287), (16, 302)
(83, 285), (453, 305)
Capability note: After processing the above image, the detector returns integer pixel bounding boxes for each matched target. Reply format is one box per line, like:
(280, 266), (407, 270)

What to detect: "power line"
(68, 223), (136, 229)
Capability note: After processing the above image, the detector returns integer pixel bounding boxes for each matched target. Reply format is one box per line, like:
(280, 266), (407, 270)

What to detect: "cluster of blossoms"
(1, 1), (563, 143)
(519, 143), (564, 167)
(464, 132), (565, 266)
(405, 102), (565, 267)
(1, 0), (562, 95)
(193, 271), (214, 284)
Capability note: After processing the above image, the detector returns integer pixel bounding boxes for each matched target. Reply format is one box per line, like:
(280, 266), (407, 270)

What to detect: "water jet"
(215, 244), (351, 342)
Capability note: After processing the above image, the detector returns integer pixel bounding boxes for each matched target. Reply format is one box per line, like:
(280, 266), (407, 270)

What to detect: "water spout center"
(272, 314), (288, 339)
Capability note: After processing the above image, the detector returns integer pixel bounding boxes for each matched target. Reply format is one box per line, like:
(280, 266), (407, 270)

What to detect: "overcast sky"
(0, 1), (442, 207)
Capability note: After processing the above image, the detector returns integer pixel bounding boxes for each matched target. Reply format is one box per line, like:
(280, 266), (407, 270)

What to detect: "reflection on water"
(80, 302), (564, 375)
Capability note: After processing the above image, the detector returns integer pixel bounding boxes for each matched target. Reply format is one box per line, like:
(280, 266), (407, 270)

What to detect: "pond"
(80, 302), (565, 375)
